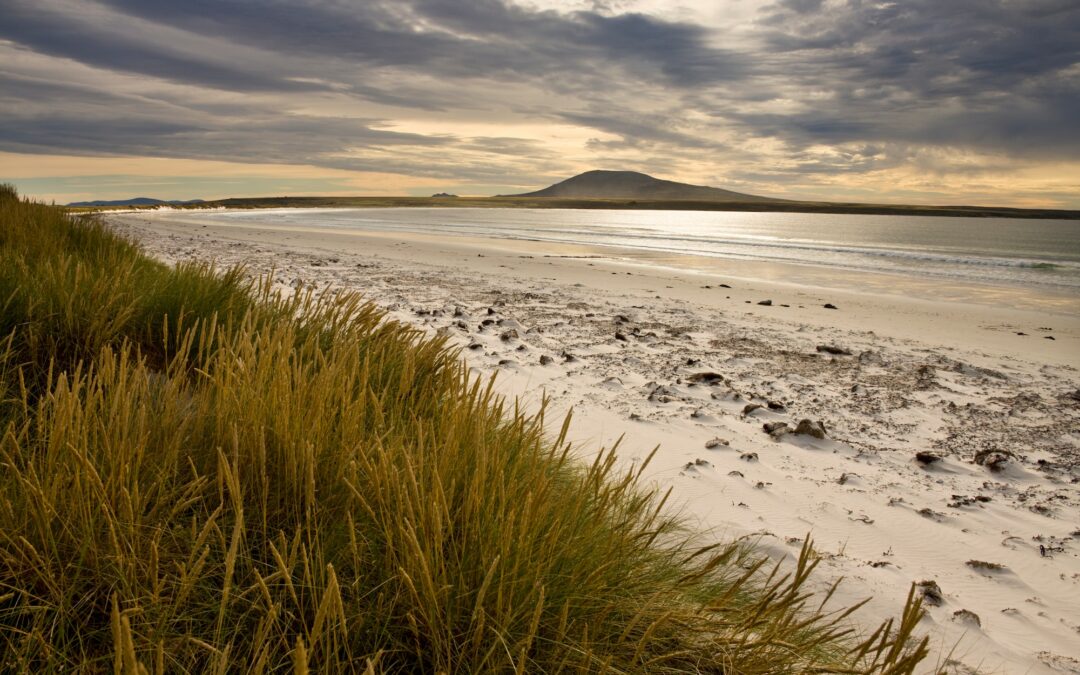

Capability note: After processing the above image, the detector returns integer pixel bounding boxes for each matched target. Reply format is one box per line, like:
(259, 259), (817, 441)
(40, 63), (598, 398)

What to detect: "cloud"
(0, 0), (1077, 205)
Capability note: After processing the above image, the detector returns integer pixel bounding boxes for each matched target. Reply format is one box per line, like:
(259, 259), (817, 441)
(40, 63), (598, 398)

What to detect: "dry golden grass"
(0, 187), (929, 672)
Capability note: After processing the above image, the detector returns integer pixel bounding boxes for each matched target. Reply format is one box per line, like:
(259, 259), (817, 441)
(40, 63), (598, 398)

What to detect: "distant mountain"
(67, 197), (205, 207)
(500, 170), (777, 202)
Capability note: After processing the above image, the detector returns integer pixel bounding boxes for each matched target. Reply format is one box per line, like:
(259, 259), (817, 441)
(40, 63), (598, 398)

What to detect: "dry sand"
(107, 211), (1080, 674)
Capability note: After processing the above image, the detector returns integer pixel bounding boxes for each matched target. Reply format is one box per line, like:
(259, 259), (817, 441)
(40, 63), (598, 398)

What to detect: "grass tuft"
(0, 189), (929, 672)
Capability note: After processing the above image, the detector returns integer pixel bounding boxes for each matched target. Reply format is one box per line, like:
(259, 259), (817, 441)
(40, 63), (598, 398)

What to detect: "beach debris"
(947, 494), (992, 508)
(739, 452), (759, 461)
(687, 371), (725, 385)
(915, 451), (942, 465)
(823, 303), (838, 309)
(918, 507), (945, 520)
(915, 580), (945, 606)
(763, 421), (789, 438)
(915, 365), (937, 388)
(793, 419), (827, 439)
(757, 299), (773, 306)
(742, 403), (764, 415)
(816, 344), (852, 356)
(648, 385), (677, 403)
(1044, 335), (1055, 340)
(705, 438), (730, 449)
(973, 449), (1013, 472)
(952, 609), (982, 627)
(838, 472), (855, 485)
(858, 350), (884, 365)
(966, 559), (1007, 572)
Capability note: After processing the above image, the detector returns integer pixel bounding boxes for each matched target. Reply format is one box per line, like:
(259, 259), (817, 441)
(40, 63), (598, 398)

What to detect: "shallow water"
(183, 207), (1080, 293)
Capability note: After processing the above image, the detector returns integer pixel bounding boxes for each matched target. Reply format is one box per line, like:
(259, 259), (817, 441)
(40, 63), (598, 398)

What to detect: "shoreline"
(76, 195), (1080, 220)
(107, 211), (1080, 674)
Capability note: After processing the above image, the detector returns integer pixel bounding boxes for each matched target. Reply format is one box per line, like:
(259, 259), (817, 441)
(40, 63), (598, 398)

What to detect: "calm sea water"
(166, 207), (1080, 293)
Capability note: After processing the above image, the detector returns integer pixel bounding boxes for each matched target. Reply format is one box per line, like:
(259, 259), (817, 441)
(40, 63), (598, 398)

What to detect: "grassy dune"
(0, 186), (928, 672)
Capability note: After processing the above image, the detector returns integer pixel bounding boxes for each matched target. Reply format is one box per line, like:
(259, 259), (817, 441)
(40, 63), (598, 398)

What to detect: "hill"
(501, 169), (778, 202)
(67, 197), (205, 207)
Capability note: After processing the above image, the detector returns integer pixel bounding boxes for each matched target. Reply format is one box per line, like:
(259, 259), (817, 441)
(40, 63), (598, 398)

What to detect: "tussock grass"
(0, 187), (929, 672)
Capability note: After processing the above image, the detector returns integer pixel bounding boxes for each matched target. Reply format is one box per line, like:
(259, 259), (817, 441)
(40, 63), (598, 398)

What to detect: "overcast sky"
(1, 0), (1078, 206)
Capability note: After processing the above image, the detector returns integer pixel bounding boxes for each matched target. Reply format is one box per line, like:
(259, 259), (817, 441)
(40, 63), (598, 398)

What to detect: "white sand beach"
(106, 210), (1080, 674)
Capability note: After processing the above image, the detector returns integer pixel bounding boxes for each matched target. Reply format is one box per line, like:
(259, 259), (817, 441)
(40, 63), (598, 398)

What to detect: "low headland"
(69, 170), (1080, 220)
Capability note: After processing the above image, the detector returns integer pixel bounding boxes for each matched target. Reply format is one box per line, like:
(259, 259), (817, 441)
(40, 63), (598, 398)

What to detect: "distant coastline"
(72, 194), (1080, 220)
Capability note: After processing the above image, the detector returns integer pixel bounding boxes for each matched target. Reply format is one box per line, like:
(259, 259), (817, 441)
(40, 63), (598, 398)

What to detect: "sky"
(1, 0), (1078, 207)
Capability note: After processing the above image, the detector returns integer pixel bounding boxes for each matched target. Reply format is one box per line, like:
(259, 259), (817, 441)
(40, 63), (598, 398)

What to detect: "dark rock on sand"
(539, 355), (554, 366)
(740, 452), (759, 461)
(763, 421), (789, 437)
(757, 299), (773, 306)
(742, 403), (765, 415)
(687, 372), (725, 385)
(705, 438), (729, 449)
(915, 451), (942, 465)
(794, 419), (827, 439)
(973, 449), (1012, 472)
(500, 329), (519, 341)
(824, 303), (838, 309)
(816, 345), (852, 356)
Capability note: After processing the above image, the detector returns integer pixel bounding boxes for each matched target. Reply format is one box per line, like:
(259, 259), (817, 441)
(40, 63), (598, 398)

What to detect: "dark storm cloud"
(751, 0), (1080, 157)
(0, 71), (446, 166)
(0, 0), (743, 90)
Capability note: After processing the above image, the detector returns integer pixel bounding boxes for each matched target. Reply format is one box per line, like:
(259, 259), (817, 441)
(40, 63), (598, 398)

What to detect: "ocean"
(180, 207), (1080, 295)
